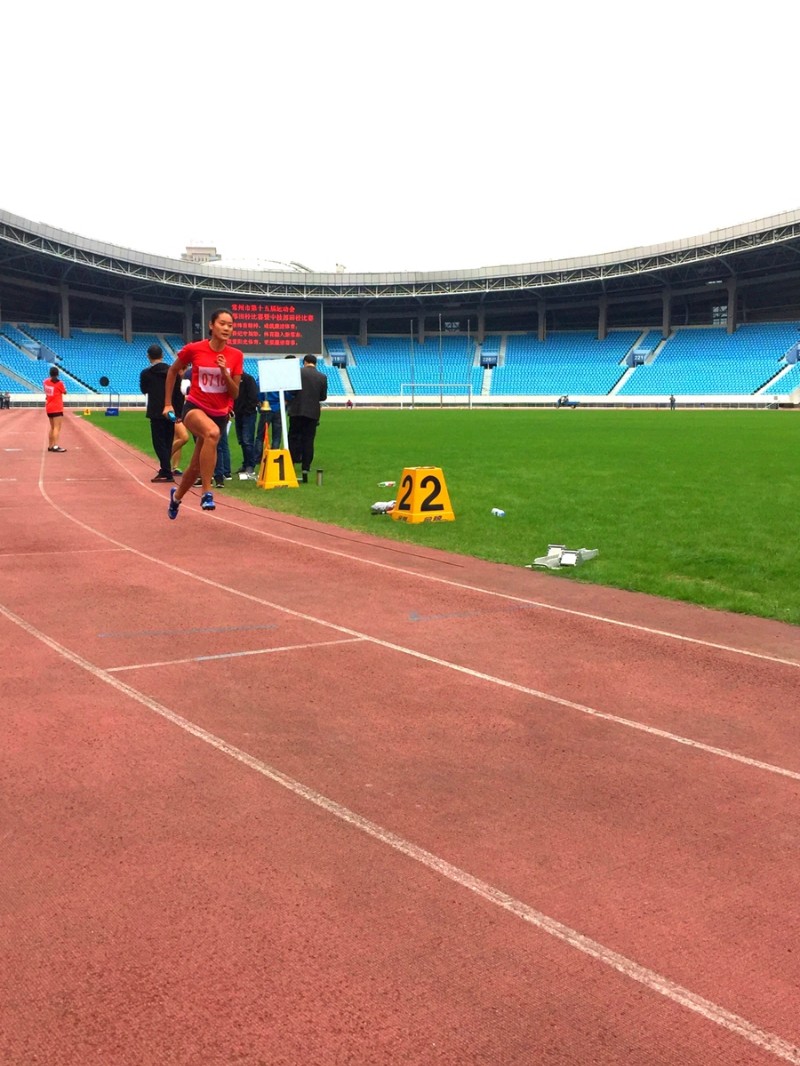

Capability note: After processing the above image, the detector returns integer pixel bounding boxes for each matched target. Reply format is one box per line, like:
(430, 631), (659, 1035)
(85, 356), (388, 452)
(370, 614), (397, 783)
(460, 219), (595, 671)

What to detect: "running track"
(2, 409), (799, 1065)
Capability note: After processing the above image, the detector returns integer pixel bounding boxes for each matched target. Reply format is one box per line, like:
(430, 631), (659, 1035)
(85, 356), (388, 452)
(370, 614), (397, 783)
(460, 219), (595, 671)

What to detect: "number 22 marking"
(397, 473), (443, 511)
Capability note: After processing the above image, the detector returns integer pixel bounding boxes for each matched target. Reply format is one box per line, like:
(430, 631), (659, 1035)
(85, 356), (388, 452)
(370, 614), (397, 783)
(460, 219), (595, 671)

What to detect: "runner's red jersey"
(43, 377), (66, 414)
(177, 339), (244, 417)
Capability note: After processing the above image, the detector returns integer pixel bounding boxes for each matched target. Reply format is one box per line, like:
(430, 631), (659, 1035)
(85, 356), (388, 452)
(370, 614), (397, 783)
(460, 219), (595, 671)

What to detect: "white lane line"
(2, 599), (798, 1065)
(32, 478), (800, 784)
(107, 637), (366, 673)
(0, 548), (126, 560)
(83, 426), (800, 670)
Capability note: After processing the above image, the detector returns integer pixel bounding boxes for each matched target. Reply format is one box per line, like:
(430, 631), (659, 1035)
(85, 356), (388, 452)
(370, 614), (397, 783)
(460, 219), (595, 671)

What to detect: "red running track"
(1, 408), (800, 1065)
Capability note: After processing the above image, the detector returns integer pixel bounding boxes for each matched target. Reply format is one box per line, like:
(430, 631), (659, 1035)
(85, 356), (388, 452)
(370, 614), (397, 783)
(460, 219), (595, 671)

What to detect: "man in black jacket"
(140, 344), (182, 482)
(233, 369), (260, 476)
(288, 355), (328, 482)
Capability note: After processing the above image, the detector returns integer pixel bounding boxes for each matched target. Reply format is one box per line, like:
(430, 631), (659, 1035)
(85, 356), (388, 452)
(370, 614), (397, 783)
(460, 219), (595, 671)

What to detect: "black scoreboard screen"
(202, 299), (323, 356)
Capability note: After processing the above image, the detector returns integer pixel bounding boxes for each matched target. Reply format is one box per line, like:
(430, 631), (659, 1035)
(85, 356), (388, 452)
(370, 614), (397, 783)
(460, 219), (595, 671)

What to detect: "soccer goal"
(399, 383), (474, 409)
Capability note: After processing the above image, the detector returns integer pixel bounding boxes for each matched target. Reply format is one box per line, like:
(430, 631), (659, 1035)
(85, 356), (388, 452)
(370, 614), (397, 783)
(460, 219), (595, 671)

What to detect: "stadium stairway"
(610, 365), (637, 394)
(755, 362), (795, 393)
(338, 367), (355, 395)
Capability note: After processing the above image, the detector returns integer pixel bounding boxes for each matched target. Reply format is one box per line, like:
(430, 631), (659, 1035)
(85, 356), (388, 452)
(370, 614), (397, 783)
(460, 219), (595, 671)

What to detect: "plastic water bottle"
(378, 480), (396, 487)
(491, 507), (505, 517)
(167, 411), (176, 422)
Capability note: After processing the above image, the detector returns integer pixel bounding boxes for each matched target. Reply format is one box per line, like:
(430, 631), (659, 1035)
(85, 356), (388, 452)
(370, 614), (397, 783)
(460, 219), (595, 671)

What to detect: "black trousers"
(288, 415), (319, 472)
(149, 417), (175, 476)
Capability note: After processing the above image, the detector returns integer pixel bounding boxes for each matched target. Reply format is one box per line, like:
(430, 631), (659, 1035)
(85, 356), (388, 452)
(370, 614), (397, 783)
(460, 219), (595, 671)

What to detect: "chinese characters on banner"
(202, 300), (323, 355)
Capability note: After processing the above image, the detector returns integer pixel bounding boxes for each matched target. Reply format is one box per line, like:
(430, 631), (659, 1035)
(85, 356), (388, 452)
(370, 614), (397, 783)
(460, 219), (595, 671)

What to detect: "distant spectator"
(233, 369), (259, 476)
(43, 366), (67, 452)
(170, 365), (190, 476)
(213, 415), (233, 488)
(140, 344), (182, 482)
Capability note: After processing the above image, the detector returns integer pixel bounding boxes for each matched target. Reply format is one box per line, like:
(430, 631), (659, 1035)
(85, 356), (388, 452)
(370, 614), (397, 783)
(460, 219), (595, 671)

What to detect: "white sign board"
(257, 358), (302, 393)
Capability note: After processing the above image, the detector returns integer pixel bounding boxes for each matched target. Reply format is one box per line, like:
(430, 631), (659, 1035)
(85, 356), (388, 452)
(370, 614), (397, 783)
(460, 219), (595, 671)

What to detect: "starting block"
(257, 447), (298, 490)
(391, 466), (454, 524)
(528, 545), (599, 570)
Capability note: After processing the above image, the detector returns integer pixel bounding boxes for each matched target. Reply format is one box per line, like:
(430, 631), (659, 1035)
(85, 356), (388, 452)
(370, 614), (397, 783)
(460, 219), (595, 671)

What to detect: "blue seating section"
(765, 362), (800, 394)
(491, 332), (636, 395)
(321, 364), (345, 395)
(22, 327), (170, 394)
(635, 330), (663, 354)
(0, 335), (92, 394)
(1, 323), (39, 349)
(479, 336), (502, 363)
(346, 336), (482, 396)
(0, 367), (28, 393)
(325, 338), (348, 363)
(4, 323), (800, 400)
(164, 335), (185, 356)
(618, 323), (800, 395)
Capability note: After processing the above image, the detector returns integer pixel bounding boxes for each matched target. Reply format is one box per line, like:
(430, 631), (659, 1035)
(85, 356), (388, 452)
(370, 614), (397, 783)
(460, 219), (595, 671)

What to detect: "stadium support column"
(59, 283), (70, 340)
(359, 307), (368, 347)
(661, 287), (672, 339)
(726, 278), (737, 334)
(123, 294), (133, 343)
(183, 302), (192, 343)
(598, 296), (608, 340)
(538, 299), (546, 342)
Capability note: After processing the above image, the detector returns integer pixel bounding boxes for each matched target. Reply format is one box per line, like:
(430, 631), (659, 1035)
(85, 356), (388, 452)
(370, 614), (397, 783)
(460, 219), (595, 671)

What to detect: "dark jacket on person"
(140, 361), (182, 420)
(234, 371), (260, 417)
(289, 364), (328, 421)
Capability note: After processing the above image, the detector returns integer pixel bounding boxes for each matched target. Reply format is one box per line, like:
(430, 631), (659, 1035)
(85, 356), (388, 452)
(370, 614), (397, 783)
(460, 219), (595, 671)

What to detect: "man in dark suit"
(140, 344), (182, 482)
(288, 354), (328, 483)
(233, 369), (260, 475)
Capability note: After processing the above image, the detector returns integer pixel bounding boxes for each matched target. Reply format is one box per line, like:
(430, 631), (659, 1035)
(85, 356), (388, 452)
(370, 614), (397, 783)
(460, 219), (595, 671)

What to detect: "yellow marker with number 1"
(258, 448), (298, 489)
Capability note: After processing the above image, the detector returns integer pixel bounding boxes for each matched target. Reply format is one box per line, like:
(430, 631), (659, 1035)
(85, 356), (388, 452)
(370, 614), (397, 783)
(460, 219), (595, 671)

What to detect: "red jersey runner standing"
(43, 365), (67, 452)
(162, 308), (242, 517)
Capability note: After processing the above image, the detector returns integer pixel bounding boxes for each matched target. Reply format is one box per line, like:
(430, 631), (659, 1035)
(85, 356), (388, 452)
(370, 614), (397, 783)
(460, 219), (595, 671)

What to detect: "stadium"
(4, 196), (800, 1066)
(2, 205), (800, 408)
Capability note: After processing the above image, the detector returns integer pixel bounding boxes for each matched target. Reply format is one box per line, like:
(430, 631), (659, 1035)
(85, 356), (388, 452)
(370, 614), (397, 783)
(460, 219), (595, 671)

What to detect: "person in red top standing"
(43, 365), (67, 452)
(162, 308), (243, 517)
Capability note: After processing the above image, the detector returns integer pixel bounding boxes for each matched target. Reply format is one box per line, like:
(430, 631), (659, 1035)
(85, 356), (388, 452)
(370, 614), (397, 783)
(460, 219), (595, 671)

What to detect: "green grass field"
(97, 408), (800, 625)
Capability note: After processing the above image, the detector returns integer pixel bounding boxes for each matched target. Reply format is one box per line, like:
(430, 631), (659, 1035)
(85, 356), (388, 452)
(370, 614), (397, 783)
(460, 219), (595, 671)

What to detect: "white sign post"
(256, 358), (302, 451)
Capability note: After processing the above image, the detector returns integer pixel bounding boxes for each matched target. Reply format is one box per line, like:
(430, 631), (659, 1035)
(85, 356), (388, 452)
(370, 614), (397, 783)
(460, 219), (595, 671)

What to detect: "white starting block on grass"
(528, 545), (599, 570)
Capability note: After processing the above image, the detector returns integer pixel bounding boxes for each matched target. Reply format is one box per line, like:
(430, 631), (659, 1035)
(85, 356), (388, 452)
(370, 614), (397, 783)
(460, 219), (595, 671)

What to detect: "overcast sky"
(4, 0), (797, 273)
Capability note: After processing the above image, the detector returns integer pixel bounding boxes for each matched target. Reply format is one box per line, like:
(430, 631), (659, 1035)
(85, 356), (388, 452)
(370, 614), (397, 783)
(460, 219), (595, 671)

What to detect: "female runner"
(162, 308), (243, 517)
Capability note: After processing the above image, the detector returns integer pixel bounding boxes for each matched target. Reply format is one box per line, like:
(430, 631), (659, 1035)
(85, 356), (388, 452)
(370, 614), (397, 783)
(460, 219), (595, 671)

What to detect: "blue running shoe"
(167, 487), (181, 520)
(200, 491), (216, 511)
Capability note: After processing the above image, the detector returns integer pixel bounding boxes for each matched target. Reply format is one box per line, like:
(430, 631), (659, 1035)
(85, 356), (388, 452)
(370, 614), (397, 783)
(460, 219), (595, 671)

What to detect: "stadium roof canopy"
(2, 207), (800, 333)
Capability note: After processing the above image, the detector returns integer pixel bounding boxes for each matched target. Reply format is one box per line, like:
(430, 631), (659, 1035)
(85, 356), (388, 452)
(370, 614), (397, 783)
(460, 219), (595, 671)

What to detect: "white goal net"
(399, 383), (474, 409)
